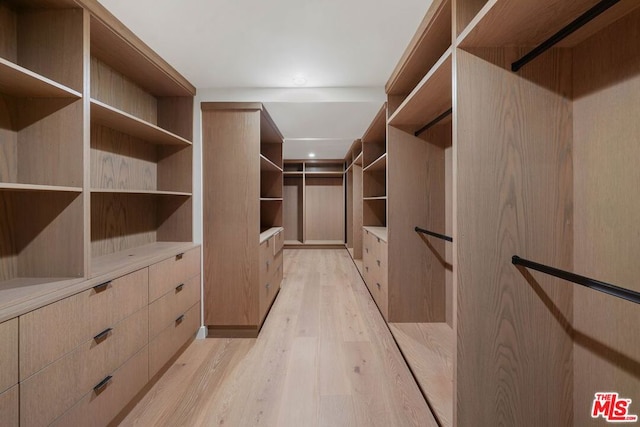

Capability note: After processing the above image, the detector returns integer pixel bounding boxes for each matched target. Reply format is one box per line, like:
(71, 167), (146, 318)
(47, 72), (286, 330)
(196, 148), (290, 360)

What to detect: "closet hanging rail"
(415, 226), (453, 242)
(414, 108), (452, 137)
(511, 0), (620, 72)
(512, 255), (640, 304)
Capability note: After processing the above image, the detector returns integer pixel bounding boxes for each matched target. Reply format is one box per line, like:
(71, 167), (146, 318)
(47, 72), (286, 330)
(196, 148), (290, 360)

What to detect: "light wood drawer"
(259, 250), (282, 323)
(274, 229), (284, 254)
(149, 302), (199, 378)
(260, 239), (275, 282)
(149, 275), (200, 339)
(50, 345), (149, 427)
(149, 246), (200, 302)
(21, 307), (148, 427)
(0, 385), (19, 427)
(20, 268), (148, 380)
(0, 318), (18, 395)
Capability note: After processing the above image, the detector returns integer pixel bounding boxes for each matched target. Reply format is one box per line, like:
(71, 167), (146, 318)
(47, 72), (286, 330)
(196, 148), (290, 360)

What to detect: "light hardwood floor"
(120, 249), (436, 426)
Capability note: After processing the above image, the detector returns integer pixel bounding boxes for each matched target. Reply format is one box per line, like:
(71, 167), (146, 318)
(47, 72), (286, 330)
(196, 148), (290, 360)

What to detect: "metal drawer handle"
(376, 282), (381, 289)
(377, 260), (381, 266)
(94, 375), (112, 394)
(93, 328), (112, 342)
(176, 253), (184, 261)
(93, 281), (111, 293)
(176, 314), (185, 324)
(266, 283), (271, 290)
(176, 283), (184, 292)
(376, 237), (380, 243)
(266, 261), (270, 268)
(365, 266), (369, 271)
(365, 248), (368, 253)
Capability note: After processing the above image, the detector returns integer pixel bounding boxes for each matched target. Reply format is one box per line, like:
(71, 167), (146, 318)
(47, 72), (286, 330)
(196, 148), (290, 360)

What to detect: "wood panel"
(157, 96), (194, 141)
(91, 124), (158, 191)
(363, 168), (385, 198)
(156, 194), (192, 243)
(388, 125), (445, 322)
(91, 193), (157, 257)
(91, 57), (157, 124)
(0, 192), (18, 281)
(0, 385), (18, 427)
(0, 5), (17, 62)
(0, 318), (17, 394)
(283, 176), (303, 242)
(346, 169), (353, 248)
(15, 191), (84, 278)
(455, 0), (487, 36)
(202, 109), (260, 327)
(261, 170), (283, 198)
(158, 145), (192, 193)
(444, 144), (453, 327)
(305, 177), (344, 242)
(456, 48), (573, 426)
(17, 98), (83, 187)
(352, 164), (363, 259)
(50, 345), (149, 427)
(362, 199), (386, 227)
(19, 267), (148, 380)
(572, 10), (640, 426)
(20, 306), (148, 427)
(18, 8), (84, 92)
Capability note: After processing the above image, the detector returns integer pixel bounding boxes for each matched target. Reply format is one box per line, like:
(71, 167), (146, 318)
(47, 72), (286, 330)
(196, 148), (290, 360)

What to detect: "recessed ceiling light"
(308, 152), (316, 158)
(292, 74), (307, 86)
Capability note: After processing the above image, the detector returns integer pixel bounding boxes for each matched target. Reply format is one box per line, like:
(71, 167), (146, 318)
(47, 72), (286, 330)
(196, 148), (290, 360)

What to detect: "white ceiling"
(97, 0), (433, 158)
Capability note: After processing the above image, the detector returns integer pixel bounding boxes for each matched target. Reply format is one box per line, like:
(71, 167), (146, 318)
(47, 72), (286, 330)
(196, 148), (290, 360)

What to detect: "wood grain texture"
(456, 48), (573, 426)
(346, 169), (353, 248)
(19, 267), (148, 380)
(0, 4), (17, 62)
(157, 96), (194, 141)
(363, 168), (385, 198)
(386, 0), (451, 95)
(202, 109), (260, 327)
(91, 57), (158, 124)
(283, 176), (303, 242)
(149, 275), (200, 339)
(0, 192), (18, 282)
(261, 170), (283, 198)
(18, 8), (84, 92)
(157, 145), (192, 194)
(50, 345), (149, 427)
(572, 10), (640, 426)
(148, 245), (200, 302)
(444, 144), (453, 327)
(455, 0), (488, 36)
(388, 125), (446, 322)
(261, 199), (283, 229)
(362, 199), (386, 227)
(305, 177), (344, 242)
(389, 323), (454, 427)
(0, 318), (17, 394)
(122, 249), (436, 426)
(352, 164), (363, 259)
(0, 385), (18, 427)
(20, 306), (148, 427)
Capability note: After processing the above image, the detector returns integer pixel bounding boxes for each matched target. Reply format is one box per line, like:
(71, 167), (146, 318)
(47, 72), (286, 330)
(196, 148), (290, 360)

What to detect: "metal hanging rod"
(415, 226), (453, 242)
(511, 0), (620, 72)
(512, 255), (640, 304)
(414, 108), (452, 137)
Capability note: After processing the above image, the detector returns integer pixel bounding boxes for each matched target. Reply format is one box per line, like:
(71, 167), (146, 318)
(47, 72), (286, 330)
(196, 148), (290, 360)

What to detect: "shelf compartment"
(0, 58), (82, 99)
(363, 199), (387, 227)
(260, 199), (283, 230)
(0, 183), (82, 193)
(260, 154), (283, 172)
(363, 153), (387, 172)
(386, 0), (452, 96)
(389, 323), (453, 427)
(0, 190), (84, 285)
(90, 99), (192, 146)
(363, 226), (388, 242)
(261, 143), (283, 169)
(259, 226), (284, 244)
(91, 189), (191, 197)
(90, 192), (192, 260)
(457, 0), (640, 48)
(388, 49), (452, 134)
(91, 123), (192, 194)
(284, 162), (303, 172)
(304, 161), (344, 173)
(0, 5), (84, 93)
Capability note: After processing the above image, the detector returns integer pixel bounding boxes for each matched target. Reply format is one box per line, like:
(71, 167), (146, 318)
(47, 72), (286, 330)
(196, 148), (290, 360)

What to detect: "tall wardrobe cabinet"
(202, 103), (285, 338)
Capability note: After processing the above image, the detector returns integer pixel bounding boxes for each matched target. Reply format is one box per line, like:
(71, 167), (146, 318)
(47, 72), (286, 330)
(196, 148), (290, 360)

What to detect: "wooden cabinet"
(362, 227), (389, 319)
(202, 103), (284, 337)
(283, 160), (345, 247)
(149, 246), (200, 303)
(0, 385), (19, 427)
(258, 233), (283, 324)
(149, 275), (200, 339)
(0, 319), (18, 396)
(344, 140), (363, 269)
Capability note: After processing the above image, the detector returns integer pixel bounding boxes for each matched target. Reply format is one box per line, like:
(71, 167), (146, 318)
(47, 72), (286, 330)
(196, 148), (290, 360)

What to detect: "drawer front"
(274, 229), (284, 254)
(260, 239), (275, 283)
(149, 275), (201, 339)
(50, 346), (149, 427)
(0, 318), (18, 394)
(21, 307), (148, 427)
(0, 385), (18, 427)
(149, 302), (199, 378)
(149, 246), (200, 302)
(20, 268), (148, 380)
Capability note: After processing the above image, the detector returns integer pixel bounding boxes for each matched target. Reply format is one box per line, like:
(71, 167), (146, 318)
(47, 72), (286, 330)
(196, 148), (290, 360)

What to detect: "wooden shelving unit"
(202, 103), (285, 337)
(362, 105), (388, 230)
(282, 160), (345, 248)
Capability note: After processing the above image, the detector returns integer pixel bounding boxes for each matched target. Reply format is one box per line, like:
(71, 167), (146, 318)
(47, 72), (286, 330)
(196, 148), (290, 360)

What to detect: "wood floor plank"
(119, 249), (437, 426)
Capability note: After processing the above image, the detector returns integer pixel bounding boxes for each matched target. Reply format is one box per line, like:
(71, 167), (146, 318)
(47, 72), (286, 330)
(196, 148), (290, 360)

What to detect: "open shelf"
(457, 0), (640, 48)
(386, 0), (452, 97)
(0, 183), (82, 193)
(389, 323), (454, 427)
(363, 226), (388, 242)
(260, 154), (283, 172)
(363, 153), (387, 172)
(388, 49), (452, 132)
(91, 189), (191, 196)
(0, 57), (82, 99)
(90, 99), (192, 146)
